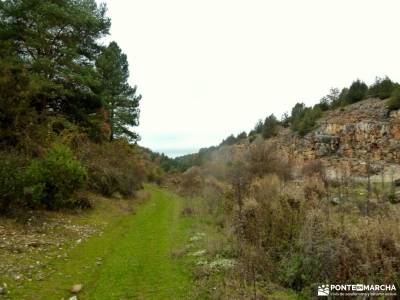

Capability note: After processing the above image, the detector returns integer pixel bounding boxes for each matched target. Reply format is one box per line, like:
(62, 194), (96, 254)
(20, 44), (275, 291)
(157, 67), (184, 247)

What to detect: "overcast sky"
(98, 0), (400, 157)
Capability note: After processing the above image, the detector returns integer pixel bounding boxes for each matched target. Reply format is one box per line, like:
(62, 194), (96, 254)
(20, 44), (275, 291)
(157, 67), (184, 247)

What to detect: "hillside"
(169, 97), (400, 298)
(282, 98), (400, 179)
(201, 98), (400, 182)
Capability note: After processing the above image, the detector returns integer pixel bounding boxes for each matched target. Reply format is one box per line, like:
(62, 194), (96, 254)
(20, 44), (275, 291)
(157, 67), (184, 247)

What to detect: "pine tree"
(96, 42), (141, 141)
(346, 80), (368, 104)
(0, 0), (111, 124)
(368, 76), (398, 99)
(262, 114), (279, 139)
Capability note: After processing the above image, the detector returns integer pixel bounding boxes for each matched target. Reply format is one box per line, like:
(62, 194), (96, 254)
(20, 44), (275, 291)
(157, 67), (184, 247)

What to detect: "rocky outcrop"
(205, 98), (400, 181)
(278, 98), (400, 180)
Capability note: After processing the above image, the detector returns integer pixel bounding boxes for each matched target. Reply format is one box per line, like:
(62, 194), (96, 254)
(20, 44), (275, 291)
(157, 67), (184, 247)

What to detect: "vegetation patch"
(1, 186), (195, 299)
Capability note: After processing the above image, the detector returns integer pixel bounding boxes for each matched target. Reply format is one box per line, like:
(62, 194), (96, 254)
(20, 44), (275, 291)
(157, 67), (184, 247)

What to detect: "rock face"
(205, 98), (400, 181)
(277, 98), (400, 180)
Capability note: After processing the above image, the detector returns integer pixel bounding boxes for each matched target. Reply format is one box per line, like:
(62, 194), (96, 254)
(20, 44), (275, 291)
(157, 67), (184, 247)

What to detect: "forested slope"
(0, 0), (166, 213)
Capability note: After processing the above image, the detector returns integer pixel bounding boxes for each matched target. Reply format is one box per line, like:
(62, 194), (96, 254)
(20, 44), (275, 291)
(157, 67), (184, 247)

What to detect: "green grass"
(13, 186), (194, 299)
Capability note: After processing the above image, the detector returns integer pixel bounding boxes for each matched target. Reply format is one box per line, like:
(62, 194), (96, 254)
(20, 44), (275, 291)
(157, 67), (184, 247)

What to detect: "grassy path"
(16, 186), (193, 299)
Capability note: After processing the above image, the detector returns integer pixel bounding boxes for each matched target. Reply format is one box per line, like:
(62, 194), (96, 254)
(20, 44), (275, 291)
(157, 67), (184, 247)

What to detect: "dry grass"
(181, 149), (400, 298)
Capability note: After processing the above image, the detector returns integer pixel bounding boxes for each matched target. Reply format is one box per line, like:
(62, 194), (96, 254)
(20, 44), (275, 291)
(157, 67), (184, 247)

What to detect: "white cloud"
(98, 0), (400, 156)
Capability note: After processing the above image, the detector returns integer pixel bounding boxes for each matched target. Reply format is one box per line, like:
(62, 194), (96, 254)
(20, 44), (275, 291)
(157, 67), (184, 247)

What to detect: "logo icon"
(318, 285), (330, 296)
(355, 284), (364, 291)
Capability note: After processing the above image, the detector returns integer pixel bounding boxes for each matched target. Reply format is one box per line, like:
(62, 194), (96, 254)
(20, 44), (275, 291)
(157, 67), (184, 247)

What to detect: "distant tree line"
(165, 76), (400, 174)
(217, 76), (400, 145)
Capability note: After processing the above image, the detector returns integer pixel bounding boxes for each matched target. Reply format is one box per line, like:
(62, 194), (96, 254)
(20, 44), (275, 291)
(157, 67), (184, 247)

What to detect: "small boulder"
(71, 284), (83, 294)
(69, 296), (78, 300)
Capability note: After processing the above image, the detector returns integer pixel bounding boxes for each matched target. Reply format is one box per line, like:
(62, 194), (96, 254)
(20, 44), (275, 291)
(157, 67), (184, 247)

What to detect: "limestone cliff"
(276, 98), (400, 180)
(210, 98), (400, 181)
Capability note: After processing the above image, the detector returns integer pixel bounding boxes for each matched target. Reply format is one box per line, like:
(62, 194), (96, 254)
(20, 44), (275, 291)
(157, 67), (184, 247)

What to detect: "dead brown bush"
(280, 208), (400, 293)
(77, 139), (146, 197)
(179, 166), (204, 196)
(246, 141), (292, 181)
(201, 177), (229, 215)
(303, 176), (327, 202)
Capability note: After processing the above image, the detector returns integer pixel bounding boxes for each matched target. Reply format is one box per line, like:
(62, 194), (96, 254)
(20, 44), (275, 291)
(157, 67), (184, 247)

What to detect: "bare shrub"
(202, 161), (228, 181)
(303, 176), (327, 202)
(250, 174), (281, 201)
(179, 166), (204, 196)
(302, 159), (329, 204)
(233, 176), (305, 275)
(246, 141), (292, 181)
(201, 177), (229, 216)
(281, 209), (336, 289)
(226, 161), (253, 214)
(230, 169), (398, 295)
(78, 139), (146, 197)
(241, 197), (262, 245)
(280, 209), (400, 294)
(254, 178), (304, 261)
